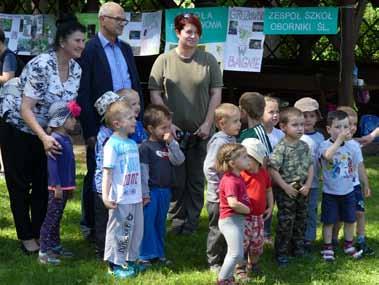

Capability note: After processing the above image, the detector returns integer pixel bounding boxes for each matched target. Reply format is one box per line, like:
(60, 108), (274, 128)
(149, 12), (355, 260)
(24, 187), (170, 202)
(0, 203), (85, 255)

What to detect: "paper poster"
(120, 11), (162, 56)
(224, 7), (265, 72)
(164, 7), (228, 66)
(0, 13), (56, 55)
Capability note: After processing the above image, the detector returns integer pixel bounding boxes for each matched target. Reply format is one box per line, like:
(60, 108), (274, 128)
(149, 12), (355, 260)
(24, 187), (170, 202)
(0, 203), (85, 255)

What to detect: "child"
(269, 107), (313, 266)
(238, 92), (272, 155)
(238, 138), (273, 278)
(332, 106), (373, 255)
(102, 100), (149, 278)
(93, 89), (146, 259)
(39, 100), (81, 265)
(262, 96), (284, 149)
(294, 97), (324, 250)
(216, 143), (251, 285)
(319, 110), (363, 261)
(139, 104), (185, 265)
(238, 92), (273, 243)
(203, 103), (241, 273)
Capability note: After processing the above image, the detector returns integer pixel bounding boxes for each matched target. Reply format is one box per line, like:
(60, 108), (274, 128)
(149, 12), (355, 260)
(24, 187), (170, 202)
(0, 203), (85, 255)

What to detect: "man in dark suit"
(76, 1), (143, 256)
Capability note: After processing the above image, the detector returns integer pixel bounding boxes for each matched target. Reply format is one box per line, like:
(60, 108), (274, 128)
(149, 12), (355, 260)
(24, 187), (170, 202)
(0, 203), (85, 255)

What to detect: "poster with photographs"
(0, 13), (56, 55)
(224, 7), (265, 72)
(120, 11), (162, 56)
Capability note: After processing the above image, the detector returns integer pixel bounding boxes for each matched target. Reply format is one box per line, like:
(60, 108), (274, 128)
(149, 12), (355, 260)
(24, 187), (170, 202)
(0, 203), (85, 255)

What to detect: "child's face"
(63, 116), (77, 131)
(327, 117), (351, 141)
(124, 93), (141, 118)
(246, 155), (260, 172)
(220, 111), (241, 137)
(262, 101), (279, 128)
(348, 115), (358, 137)
(113, 110), (136, 135)
(149, 118), (172, 142)
(281, 115), (304, 141)
(232, 149), (251, 172)
(303, 111), (318, 133)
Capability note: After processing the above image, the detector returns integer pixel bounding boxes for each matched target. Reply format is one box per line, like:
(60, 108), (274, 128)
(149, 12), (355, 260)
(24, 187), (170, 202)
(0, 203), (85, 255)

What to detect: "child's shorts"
(243, 215), (264, 257)
(321, 192), (356, 224)
(353, 185), (365, 212)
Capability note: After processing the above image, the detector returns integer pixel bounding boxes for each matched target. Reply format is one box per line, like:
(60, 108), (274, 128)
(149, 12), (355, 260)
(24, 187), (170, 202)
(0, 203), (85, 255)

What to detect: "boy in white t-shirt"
(262, 96), (284, 149)
(102, 100), (149, 279)
(319, 110), (363, 261)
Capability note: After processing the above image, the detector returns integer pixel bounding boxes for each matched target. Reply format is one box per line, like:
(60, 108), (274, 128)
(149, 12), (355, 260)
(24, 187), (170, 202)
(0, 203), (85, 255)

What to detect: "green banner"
(264, 7), (338, 35)
(165, 7), (228, 43)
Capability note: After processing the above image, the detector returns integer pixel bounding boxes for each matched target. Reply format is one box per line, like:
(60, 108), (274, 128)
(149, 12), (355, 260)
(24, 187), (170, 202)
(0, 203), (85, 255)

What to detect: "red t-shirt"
(219, 172), (250, 219)
(241, 168), (271, 215)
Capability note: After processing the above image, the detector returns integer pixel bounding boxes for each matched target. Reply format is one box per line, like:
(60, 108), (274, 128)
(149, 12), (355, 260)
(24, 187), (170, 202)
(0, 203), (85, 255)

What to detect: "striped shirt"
(238, 124), (273, 155)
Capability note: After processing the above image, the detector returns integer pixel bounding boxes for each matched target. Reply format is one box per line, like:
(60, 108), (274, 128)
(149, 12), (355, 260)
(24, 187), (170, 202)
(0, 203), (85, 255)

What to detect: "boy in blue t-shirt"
(102, 100), (149, 279)
(93, 90), (147, 259)
(319, 110), (363, 261)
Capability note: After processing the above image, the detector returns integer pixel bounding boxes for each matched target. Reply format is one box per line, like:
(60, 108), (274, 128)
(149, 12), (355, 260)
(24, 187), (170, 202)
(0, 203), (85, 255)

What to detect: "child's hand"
(54, 189), (63, 199)
(364, 187), (371, 198)
(143, 197), (150, 206)
(103, 199), (117, 209)
(263, 207), (272, 221)
(284, 184), (298, 198)
(299, 185), (310, 197)
(163, 132), (173, 144)
(337, 129), (351, 142)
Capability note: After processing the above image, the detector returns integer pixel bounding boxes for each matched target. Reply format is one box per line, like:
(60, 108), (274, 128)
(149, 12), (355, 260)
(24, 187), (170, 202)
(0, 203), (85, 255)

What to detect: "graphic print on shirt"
(327, 151), (353, 179)
(155, 146), (169, 160)
(120, 151), (140, 196)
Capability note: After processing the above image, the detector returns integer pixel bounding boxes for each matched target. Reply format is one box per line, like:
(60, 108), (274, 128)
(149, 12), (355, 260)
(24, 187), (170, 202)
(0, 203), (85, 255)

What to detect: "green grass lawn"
(0, 153), (378, 285)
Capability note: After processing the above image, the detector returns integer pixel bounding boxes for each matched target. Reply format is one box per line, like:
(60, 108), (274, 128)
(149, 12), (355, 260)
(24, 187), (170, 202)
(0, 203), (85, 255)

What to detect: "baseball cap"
(294, 97), (322, 118)
(241, 138), (266, 165)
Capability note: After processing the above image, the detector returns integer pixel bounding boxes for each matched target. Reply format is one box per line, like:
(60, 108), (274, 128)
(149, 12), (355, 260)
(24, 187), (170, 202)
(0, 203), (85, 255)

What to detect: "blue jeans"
(140, 187), (172, 260)
(305, 188), (318, 241)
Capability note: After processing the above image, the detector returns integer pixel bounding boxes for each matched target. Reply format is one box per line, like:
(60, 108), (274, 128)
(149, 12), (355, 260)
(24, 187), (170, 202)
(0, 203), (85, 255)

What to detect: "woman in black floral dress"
(0, 17), (85, 254)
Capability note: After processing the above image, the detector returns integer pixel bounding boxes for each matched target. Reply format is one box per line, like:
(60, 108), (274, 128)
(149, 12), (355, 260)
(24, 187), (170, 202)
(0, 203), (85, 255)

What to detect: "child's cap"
(48, 100), (81, 128)
(94, 91), (123, 117)
(294, 97), (322, 118)
(241, 138), (266, 165)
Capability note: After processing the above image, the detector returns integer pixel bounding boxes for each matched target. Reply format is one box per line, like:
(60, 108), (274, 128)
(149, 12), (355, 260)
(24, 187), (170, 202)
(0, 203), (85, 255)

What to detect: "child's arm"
(357, 127), (379, 146)
(324, 130), (350, 161)
(164, 133), (185, 166)
(140, 163), (151, 206)
(269, 168), (298, 198)
(102, 168), (116, 209)
(263, 187), (273, 220)
(226, 196), (250, 215)
(299, 165), (314, 197)
(358, 162), (371, 197)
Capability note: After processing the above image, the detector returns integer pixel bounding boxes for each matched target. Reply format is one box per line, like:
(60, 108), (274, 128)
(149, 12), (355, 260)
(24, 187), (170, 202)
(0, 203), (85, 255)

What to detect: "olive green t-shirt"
(148, 49), (223, 133)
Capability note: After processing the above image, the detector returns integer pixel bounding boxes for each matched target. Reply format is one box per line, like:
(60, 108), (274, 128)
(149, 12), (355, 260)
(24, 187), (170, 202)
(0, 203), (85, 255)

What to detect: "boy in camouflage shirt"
(269, 107), (313, 266)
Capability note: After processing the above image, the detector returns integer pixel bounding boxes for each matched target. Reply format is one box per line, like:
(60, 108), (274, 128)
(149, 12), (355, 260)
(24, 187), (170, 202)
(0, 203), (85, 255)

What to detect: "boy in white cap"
(294, 97), (324, 251)
(236, 138), (273, 280)
(39, 100), (81, 265)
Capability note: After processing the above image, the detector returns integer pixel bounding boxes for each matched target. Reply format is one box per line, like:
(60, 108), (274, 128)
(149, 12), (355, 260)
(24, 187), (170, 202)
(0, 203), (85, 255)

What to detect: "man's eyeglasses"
(103, 15), (129, 25)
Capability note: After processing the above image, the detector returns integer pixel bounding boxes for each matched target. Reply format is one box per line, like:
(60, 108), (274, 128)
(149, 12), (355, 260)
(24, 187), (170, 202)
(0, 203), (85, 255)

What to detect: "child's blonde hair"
(116, 88), (139, 101)
(214, 103), (240, 129)
(264, 96), (280, 105)
(337, 106), (357, 119)
(239, 92), (265, 120)
(104, 100), (132, 129)
(216, 143), (246, 173)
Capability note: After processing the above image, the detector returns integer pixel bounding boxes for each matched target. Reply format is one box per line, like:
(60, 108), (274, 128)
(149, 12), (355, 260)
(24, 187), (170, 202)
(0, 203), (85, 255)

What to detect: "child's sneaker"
(235, 266), (250, 283)
(128, 261), (146, 274)
(108, 265), (135, 279)
(52, 245), (74, 258)
(356, 242), (375, 256)
(344, 245), (363, 259)
(38, 251), (61, 265)
(322, 249), (335, 262)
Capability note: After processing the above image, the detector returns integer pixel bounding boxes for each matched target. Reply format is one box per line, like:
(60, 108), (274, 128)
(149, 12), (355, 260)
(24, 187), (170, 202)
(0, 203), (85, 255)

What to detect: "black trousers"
(1, 122), (48, 240)
(80, 145), (95, 233)
(94, 192), (108, 257)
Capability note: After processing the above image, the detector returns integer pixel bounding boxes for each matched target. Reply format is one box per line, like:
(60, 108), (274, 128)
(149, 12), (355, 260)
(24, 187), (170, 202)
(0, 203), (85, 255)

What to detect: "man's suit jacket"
(77, 35), (143, 140)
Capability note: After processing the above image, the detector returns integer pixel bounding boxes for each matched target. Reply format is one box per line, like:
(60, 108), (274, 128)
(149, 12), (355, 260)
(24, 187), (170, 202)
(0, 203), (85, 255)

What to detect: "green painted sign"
(264, 7), (338, 35)
(165, 7), (228, 44)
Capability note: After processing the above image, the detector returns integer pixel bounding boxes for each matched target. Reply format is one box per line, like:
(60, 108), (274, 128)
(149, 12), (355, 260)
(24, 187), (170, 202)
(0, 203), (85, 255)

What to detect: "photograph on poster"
(0, 18), (12, 32)
(130, 13), (142, 22)
(252, 22), (263, 32)
(228, 20), (238, 35)
(249, 39), (262, 49)
(129, 30), (141, 40)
